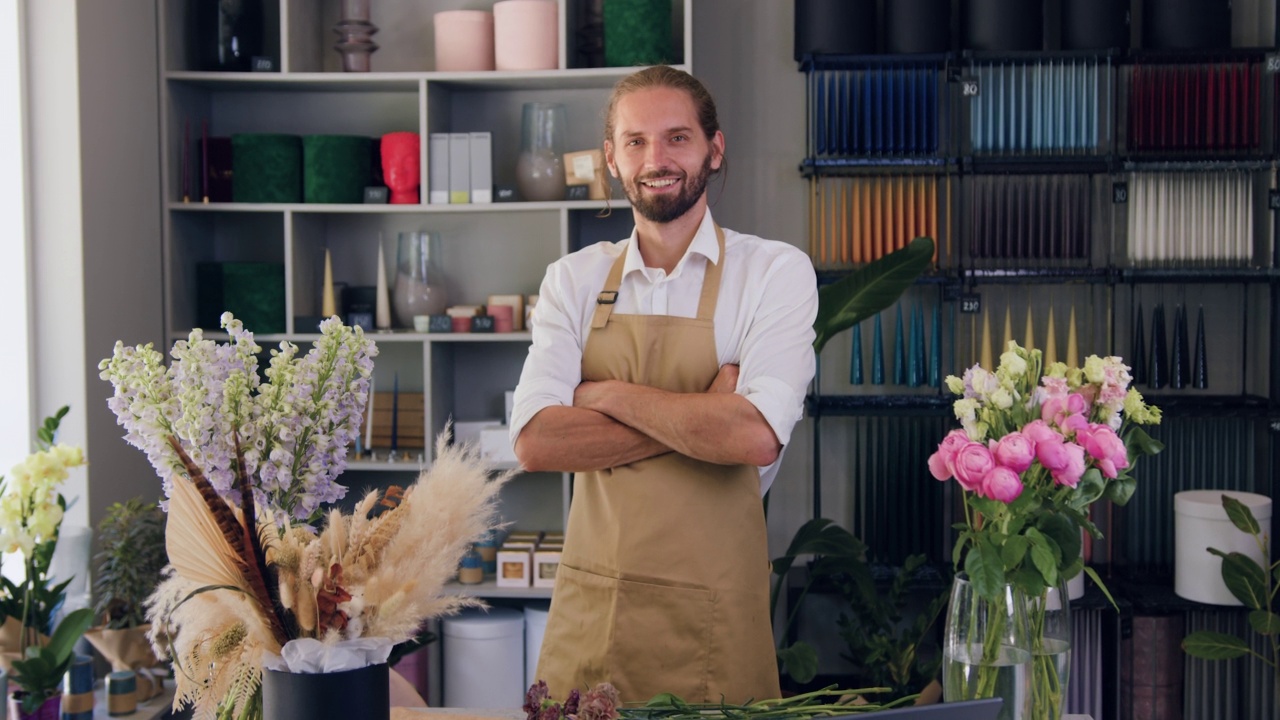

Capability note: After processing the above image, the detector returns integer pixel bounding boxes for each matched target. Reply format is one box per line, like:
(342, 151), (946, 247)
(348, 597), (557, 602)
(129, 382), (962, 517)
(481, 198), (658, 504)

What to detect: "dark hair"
(603, 65), (721, 147)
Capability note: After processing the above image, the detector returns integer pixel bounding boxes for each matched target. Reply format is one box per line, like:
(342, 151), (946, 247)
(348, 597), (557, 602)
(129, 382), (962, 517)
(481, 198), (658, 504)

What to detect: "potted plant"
(84, 498), (168, 700)
(0, 407), (97, 718)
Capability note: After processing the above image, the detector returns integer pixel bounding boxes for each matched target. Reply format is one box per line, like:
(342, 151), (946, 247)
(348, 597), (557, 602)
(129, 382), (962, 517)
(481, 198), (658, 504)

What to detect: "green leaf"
(1001, 536), (1030, 571)
(1210, 550), (1269, 610)
(777, 641), (819, 683)
(1083, 566), (1118, 612)
(1248, 610), (1280, 636)
(44, 607), (94, 667)
(1222, 495), (1261, 536)
(644, 692), (686, 708)
(965, 540), (1005, 601)
(1182, 631), (1250, 660)
(1124, 425), (1165, 458)
(1036, 513), (1082, 569)
(1071, 468), (1107, 509)
(813, 236), (935, 353)
(1026, 531), (1058, 588)
(1103, 476), (1137, 506)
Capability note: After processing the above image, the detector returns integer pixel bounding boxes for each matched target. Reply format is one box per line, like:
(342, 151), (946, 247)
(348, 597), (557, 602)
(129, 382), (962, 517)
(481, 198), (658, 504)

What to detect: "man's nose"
(644, 141), (668, 168)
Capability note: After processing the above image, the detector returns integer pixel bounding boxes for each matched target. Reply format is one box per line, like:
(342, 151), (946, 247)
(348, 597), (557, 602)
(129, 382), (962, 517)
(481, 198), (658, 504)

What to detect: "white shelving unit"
(155, 0), (691, 554)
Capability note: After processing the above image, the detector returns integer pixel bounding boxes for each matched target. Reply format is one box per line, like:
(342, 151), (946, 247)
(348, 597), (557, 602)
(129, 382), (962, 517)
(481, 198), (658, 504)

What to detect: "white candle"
(365, 374), (375, 451)
(376, 237), (392, 330)
(322, 249), (337, 317)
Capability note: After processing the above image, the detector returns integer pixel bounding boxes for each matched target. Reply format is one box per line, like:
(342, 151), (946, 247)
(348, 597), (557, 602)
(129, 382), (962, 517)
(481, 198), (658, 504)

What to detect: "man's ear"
(604, 141), (617, 178)
(710, 130), (725, 172)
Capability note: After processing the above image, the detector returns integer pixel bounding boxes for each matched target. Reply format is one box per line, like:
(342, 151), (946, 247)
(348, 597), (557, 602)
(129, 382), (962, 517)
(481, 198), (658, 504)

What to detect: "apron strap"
(590, 245), (628, 329)
(591, 223), (727, 329)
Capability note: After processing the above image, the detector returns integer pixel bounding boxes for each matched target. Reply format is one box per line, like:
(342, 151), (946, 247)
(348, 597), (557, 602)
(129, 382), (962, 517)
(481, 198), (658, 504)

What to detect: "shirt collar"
(621, 208), (720, 279)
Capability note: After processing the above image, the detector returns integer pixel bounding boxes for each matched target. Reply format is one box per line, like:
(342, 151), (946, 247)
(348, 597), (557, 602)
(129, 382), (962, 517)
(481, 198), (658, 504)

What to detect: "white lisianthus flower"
(945, 375), (965, 395)
(954, 398), (979, 424)
(1083, 355), (1106, 384)
(990, 387), (1014, 410)
(1045, 362), (1068, 378)
(1000, 350), (1028, 378)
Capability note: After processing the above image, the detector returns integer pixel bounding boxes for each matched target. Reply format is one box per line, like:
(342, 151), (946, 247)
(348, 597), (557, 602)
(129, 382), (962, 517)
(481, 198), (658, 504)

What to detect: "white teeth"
(643, 179), (677, 188)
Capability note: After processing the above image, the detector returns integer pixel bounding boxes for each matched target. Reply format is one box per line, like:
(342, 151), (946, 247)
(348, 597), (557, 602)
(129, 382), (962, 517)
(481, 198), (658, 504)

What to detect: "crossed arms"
(513, 364), (782, 473)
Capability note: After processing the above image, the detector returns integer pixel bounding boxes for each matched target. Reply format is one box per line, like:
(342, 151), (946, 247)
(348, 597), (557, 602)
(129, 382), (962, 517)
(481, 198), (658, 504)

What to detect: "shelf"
(814, 267), (1279, 288)
(807, 394), (952, 416)
(167, 200), (622, 213)
(179, 331), (533, 344)
(346, 457), (429, 473)
(1121, 157), (1275, 172)
(166, 65), (690, 93)
(961, 267), (1113, 284)
(1121, 47), (1270, 64)
(440, 578), (552, 600)
(1113, 574), (1245, 615)
(961, 155), (1113, 175)
(798, 53), (952, 71)
(800, 157), (956, 177)
(1118, 267), (1279, 284)
(1138, 394), (1271, 417)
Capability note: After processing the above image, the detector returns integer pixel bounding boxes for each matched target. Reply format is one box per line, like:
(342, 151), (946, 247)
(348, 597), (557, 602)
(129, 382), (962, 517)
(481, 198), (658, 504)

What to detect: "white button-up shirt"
(510, 209), (818, 494)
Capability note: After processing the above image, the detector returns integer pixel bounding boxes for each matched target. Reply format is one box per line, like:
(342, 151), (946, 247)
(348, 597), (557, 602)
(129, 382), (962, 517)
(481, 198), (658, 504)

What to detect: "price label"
(960, 294), (981, 314)
(1270, 189), (1280, 211)
(1112, 181), (1129, 204)
(961, 78), (980, 97)
(1267, 53), (1280, 73)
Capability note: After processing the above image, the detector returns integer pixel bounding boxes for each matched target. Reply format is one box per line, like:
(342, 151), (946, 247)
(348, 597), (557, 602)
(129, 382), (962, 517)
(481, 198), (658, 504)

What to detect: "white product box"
(428, 133), (450, 205)
(469, 131), (493, 203)
(480, 425), (519, 466)
(533, 544), (562, 588)
(454, 419), (503, 448)
(496, 543), (534, 588)
(504, 390), (515, 425)
(448, 132), (470, 203)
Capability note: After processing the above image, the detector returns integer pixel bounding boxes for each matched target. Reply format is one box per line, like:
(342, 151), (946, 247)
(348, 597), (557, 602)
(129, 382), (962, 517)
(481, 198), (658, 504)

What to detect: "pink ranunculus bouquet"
(931, 341), (1164, 604)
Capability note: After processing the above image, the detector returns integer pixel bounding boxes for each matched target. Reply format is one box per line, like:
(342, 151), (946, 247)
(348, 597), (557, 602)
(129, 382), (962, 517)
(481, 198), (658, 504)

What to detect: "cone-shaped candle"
(1002, 305), (1014, 354)
(929, 303), (941, 388)
(914, 303), (927, 387)
(1131, 302), (1147, 385)
(850, 322), (864, 385)
(1149, 304), (1166, 389)
(375, 240), (392, 330)
(1170, 305), (1186, 389)
(1023, 306), (1035, 352)
(893, 305), (906, 385)
(1193, 305), (1208, 389)
(1044, 306), (1058, 365)
(872, 313), (885, 385)
(1066, 306), (1080, 369)
(980, 307), (993, 369)
(322, 249), (337, 317)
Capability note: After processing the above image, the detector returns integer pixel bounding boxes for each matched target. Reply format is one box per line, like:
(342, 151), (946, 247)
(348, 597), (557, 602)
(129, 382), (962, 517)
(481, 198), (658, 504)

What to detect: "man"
(509, 65), (817, 704)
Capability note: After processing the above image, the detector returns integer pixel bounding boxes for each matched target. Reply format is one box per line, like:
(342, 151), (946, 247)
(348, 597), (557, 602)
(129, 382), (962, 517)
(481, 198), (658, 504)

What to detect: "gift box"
(197, 262), (286, 334)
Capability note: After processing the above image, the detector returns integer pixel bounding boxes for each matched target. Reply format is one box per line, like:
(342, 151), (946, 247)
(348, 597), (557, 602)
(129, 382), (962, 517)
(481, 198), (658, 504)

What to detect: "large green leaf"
(1209, 549), (1268, 610)
(1222, 495), (1261, 536)
(1124, 425), (1164, 459)
(1036, 513), (1082, 569)
(1248, 610), (1280, 636)
(813, 236), (935, 353)
(1182, 631), (1250, 660)
(965, 539), (1005, 601)
(777, 641), (819, 683)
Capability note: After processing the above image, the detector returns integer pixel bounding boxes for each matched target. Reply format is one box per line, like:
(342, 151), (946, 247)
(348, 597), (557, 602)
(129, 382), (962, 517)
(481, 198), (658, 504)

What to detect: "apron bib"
(535, 226), (781, 704)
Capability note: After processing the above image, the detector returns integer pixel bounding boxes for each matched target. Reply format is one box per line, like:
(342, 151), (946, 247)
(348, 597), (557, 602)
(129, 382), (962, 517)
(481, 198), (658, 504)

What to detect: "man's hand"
(707, 364), (739, 394)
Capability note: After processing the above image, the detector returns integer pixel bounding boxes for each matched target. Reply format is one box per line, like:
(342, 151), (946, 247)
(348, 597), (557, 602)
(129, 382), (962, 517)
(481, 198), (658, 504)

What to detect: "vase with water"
(1027, 579), (1072, 720)
(516, 102), (567, 201)
(943, 573), (1032, 720)
(392, 231), (446, 328)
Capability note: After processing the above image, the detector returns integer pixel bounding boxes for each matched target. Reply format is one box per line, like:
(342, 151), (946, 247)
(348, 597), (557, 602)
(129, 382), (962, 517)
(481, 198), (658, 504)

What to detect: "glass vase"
(1028, 579), (1072, 720)
(943, 573), (1032, 720)
(516, 102), (567, 201)
(392, 232), (447, 328)
(192, 0), (264, 72)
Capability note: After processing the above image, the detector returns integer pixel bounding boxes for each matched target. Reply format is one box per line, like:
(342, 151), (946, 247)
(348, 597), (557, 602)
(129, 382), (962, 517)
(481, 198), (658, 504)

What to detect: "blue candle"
(872, 313), (885, 385)
(390, 371), (399, 453)
(850, 322), (864, 385)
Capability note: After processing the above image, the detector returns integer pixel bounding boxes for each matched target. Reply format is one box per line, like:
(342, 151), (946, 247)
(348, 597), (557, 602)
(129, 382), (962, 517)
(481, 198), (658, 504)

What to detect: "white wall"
(0, 0), (32, 467)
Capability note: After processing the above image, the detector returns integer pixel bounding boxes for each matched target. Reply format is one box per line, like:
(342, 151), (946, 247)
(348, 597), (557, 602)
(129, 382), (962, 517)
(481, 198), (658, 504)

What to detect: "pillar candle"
(1067, 306), (1080, 369)
(1044, 307), (1058, 366)
(1023, 306), (1035, 352)
(1002, 304), (1013, 354)
(872, 313), (885, 384)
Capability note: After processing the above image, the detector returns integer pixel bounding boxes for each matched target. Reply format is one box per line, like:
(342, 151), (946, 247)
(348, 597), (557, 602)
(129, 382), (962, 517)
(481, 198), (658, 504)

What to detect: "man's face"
(606, 86), (724, 225)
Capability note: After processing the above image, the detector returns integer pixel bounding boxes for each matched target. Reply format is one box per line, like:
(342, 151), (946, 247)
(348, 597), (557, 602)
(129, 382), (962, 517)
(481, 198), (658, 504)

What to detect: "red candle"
(201, 120), (209, 202)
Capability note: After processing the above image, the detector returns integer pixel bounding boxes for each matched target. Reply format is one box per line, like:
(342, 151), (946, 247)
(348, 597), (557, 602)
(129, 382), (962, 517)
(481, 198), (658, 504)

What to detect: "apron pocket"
(612, 574), (715, 703)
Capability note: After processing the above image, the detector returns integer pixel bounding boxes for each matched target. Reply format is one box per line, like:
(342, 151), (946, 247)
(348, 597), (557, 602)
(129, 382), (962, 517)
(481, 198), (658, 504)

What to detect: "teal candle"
(929, 303), (941, 388)
(872, 313), (885, 385)
(850, 322), (864, 385)
(892, 305), (906, 386)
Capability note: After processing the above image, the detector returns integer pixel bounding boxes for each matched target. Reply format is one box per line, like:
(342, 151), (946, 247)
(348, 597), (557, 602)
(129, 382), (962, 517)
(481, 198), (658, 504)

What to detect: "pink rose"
(1022, 419), (1060, 446)
(1060, 413), (1089, 437)
(991, 432), (1035, 473)
(1043, 392), (1089, 428)
(1052, 442), (1087, 488)
(1035, 434), (1070, 472)
(953, 442), (995, 493)
(1077, 423), (1129, 479)
(929, 429), (971, 481)
(983, 465), (1024, 503)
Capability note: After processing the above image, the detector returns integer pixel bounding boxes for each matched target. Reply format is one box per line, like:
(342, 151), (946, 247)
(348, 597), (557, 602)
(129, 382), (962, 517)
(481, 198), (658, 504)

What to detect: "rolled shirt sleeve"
(509, 260), (586, 447)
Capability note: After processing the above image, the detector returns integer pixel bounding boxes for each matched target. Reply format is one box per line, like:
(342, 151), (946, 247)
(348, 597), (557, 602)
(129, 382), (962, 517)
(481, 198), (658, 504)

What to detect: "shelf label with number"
(1267, 53), (1280, 73)
(1112, 181), (1128, 204)
(960, 294), (981, 314)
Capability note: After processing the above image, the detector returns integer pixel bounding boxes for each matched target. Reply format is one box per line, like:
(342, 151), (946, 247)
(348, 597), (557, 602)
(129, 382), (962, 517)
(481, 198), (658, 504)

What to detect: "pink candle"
(201, 120), (209, 202)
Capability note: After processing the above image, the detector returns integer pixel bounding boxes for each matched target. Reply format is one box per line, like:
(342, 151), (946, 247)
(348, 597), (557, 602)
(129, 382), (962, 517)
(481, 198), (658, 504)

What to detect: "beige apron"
(536, 226), (781, 704)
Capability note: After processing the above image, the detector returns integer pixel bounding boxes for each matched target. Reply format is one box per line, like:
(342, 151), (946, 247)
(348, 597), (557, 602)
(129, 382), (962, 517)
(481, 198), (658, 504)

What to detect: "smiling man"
(510, 66), (817, 703)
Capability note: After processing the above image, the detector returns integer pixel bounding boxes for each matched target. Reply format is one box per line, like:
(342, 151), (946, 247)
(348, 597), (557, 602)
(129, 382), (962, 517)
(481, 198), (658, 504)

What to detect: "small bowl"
(413, 315), (431, 332)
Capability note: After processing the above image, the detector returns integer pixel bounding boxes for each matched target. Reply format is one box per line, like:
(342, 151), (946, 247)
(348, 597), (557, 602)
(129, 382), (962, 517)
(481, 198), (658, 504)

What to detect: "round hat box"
(1175, 490), (1272, 606)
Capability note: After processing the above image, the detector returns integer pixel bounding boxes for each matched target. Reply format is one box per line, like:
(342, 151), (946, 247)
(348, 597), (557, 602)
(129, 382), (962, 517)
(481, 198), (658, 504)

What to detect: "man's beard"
(622, 152), (714, 224)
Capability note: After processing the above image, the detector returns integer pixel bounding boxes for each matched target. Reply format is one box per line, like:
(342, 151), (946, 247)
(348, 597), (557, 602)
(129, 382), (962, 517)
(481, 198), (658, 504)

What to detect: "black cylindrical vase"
(884, 0), (952, 53)
(1142, 0), (1231, 50)
(962, 0), (1044, 51)
(191, 0), (264, 71)
(794, 0), (877, 60)
(263, 663), (389, 720)
(1062, 0), (1130, 50)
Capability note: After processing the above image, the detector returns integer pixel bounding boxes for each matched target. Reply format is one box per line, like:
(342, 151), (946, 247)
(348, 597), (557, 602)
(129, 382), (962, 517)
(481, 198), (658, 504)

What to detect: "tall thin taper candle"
(322, 249), (337, 317)
(376, 238), (392, 330)
(201, 119), (209, 203)
(365, 375), (374, 451)
(872, 313), (885, 385)
(1044, 307), (1058, 365)
(1066, 306), (1080, 369)
(1193, 305), (1208, 389)
(390, 372), (399, 453)
(928, 303), (941, 388)
(850, 322), (864, 385)
(980, 307), (993, 369)
(1023, 306), (1035, 352)
(1132, 302), (1146, 385)
(893, 305), (906, 385)
(1002, 304), (1013, 355)
(182, 118), (190, 202)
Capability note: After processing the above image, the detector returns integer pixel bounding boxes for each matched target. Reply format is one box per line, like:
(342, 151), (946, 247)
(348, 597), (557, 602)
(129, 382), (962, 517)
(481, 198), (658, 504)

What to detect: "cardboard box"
(454, 419), (503, 448)
(563, 149), (607, 200)
(496, 542), (534, 588)
(469, 132), (492, 203)
(448, 132), (470, 203)
(533, 544), (562, 588)
(428, 133), (450, 205)
(368, 392), (425, 450)
(487, 294), (526, 332)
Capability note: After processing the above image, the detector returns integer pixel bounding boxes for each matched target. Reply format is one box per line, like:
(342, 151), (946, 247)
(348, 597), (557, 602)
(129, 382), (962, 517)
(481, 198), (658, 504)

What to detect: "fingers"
(708, 364), (740, 394)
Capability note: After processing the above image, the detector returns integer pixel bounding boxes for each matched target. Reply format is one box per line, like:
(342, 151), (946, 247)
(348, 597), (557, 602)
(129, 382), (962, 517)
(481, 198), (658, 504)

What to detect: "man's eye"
(628, 139), (643, 147)
(672, 135), (687, 142)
